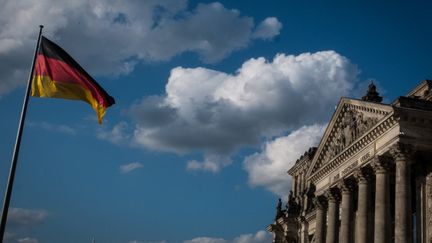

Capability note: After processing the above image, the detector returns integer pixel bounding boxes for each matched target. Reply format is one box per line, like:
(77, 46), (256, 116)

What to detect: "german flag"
(31, 36), (115, 124)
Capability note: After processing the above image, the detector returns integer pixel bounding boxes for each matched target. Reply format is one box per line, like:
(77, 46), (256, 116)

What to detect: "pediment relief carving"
(321, 108), (378, 163)
(309, 100), (392, 175)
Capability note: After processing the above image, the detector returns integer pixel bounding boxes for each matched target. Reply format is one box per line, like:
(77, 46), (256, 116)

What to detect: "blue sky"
(0, 1), (431, 243)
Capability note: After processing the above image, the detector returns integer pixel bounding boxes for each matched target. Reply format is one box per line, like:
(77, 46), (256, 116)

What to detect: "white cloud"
(253, 17), (282, 39)
(129, 51), (357, 170)
(243, 124), (325, 197)
(186, 154), (232, 173)
(232, 231), (272, 243)
(0, 0), (281, 95)
(184, 237), (226, 243)
(97, 122), (131, 145)
(120, 162), (143, 174)
(184, 230), (271, 243)
(8, 208), (48, 226)
(17, 237), (38, 243)
(5, 209), (46, 243)
(4, 235), (39, 243)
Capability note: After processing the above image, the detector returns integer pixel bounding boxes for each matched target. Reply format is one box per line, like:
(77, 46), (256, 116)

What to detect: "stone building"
(268, 80), (432, 243)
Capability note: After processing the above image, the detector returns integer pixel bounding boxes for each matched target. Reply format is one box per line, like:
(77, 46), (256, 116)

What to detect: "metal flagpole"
(0, 25), (44, 240)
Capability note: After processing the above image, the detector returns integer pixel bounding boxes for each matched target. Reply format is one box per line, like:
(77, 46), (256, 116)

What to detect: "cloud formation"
(252, 17), (282, 39)
(184, 238), (225, 243)
(17, 238), (38, 243)
(243, 124), (325, 197)
(97, 122), (131, 145)
(0, 0), (281, 96)
(4, 235), (40, 243)
(8, 208), (48, 227)
(186, 154), (232, 173)
(125, 51), (357, 171)
(5, 208), (46, 243)
(120, 162), (143, 173)
(184, 230), (271, 243)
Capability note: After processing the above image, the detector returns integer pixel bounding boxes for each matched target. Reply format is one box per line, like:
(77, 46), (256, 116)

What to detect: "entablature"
(288, 147), (316, 176)
(404, 79), (432, 101)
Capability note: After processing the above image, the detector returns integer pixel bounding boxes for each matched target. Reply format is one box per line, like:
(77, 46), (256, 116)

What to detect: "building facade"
(268, 80), (432, 243)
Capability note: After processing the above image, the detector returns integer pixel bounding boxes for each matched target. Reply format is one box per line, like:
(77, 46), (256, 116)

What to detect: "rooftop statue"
(362, 81), (383, 103)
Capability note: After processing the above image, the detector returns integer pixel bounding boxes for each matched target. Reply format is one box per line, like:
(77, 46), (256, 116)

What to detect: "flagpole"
(0, 25), (44, 240)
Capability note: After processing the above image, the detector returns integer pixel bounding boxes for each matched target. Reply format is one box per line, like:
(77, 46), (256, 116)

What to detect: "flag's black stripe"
(37, 36), (115, 106)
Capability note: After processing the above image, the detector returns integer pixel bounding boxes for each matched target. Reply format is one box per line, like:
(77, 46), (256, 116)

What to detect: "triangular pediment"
(306, 98), (392, 177)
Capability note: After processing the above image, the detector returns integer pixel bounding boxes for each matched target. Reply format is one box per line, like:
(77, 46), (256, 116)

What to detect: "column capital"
(354, 166), (373, 184)
(371, 156), (392, 174)
(313, 195), (328, 210)
(338, 178), (356, 194)
(325, 187), (341, 202)
(389, 142), (415, 162)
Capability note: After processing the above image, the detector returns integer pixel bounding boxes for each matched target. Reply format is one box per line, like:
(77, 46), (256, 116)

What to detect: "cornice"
(288, 147), (316, 175)
(304, 209), (316, 222)
(404, 80), (432, 100)
(288, 159), (310, 175)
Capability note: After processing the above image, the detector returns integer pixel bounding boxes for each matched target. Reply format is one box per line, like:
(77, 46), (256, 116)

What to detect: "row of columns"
(313, 143), (414, 243)
(294, 170), (307, 197)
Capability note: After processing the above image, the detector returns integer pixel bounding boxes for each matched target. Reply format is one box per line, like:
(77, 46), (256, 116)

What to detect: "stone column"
(301, 171), (306, 194)
(426, 173), (432, 243)
(390, 143), (414, 243)
(354, 167), (372, 243)
(313, 195), (328, 243)
(372, 156), (391, 243)
(299, 216), (309, 243)
(415, 175), (426, 243)
(325, 188), (340, 243)
(338, 179), (355, 243)
(296, 175), (300, 196)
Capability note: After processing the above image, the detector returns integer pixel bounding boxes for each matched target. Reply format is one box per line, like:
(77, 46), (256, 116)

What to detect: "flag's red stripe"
(34, 54), (110, 107)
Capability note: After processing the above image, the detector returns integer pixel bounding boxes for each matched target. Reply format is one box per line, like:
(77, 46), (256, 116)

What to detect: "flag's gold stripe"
(31, 75), (106, 123)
